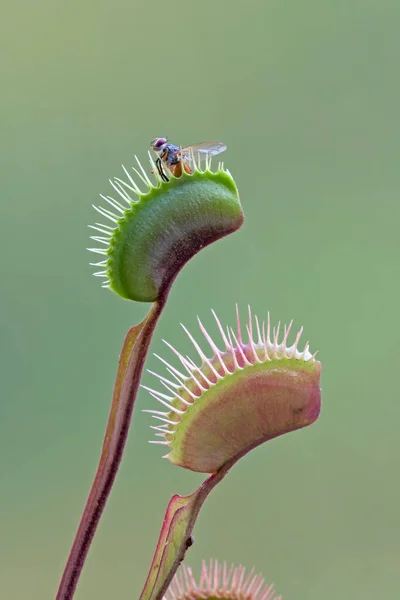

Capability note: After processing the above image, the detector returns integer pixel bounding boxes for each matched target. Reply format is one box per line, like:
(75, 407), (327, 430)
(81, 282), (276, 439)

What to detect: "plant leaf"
(140, 463), (233, 600)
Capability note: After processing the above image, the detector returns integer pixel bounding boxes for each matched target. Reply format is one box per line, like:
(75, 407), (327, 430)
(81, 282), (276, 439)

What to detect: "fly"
(150, 137), (227, 182)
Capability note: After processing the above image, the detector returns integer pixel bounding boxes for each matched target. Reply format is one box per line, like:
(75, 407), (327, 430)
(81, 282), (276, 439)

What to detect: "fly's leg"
(156, 158), (169, 182)
(183, 161), (193, 175)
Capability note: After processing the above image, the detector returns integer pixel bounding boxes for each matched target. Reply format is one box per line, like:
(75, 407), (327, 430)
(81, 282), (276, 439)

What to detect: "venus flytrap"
(165, 560), (282, 600)
(139, 309), (320, 600)
(56, 144), (322, 600)
(89, 152), (242, 301)
(56, 151), (243, 600)
(144, 307), (321, 473)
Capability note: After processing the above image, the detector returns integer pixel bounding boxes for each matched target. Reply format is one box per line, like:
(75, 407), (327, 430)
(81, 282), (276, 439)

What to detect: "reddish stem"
(56, 298), (165, 600)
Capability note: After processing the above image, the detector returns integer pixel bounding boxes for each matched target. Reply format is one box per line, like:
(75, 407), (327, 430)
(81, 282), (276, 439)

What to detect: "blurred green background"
(1, 1), (399, 598)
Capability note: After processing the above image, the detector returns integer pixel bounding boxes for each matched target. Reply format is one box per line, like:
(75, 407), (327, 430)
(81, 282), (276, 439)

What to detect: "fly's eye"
(152, 137), (167, 150)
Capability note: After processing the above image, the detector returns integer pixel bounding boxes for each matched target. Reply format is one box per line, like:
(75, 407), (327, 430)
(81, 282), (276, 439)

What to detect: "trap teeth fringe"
(145, 307), (317, 444)
(88, 154), (225, 289)
(165, 560), (282, 600)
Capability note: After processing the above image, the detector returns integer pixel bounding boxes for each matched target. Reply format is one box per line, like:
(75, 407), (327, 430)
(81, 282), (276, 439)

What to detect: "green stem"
(56, 297), (166, 600)
(139, 458), (236, 600)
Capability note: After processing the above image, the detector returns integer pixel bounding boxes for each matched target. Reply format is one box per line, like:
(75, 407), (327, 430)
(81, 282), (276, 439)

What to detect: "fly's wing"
(178, 141), (227, 162)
